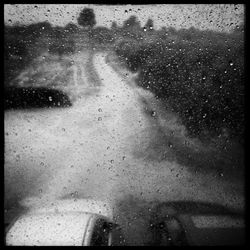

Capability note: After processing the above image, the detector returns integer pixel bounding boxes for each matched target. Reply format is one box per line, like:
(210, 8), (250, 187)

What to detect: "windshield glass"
(4, 4), (245, 246)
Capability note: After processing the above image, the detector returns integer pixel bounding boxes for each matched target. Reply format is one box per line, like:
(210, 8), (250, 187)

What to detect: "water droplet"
(168, 142), (173, 148)
(159, 223), (165, 229)
(122, 156), (126, 160)
(110, 160), (114, 164)
(219, 172), (224, 177)
(151, 111), (156, 117)
(98, 117), (102, 121)
(98, 108), (102, 112)
(48, 96), (52, 101)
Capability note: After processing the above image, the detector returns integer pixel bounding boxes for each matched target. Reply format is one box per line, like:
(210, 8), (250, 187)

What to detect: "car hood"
(6, 211), (93, 246)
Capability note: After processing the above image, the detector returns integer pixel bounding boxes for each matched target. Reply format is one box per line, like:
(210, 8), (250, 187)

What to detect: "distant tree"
(25, 21), (52, 36)
(77, 8), (96, 29)
(167, 26), (177, 34)
(65, 22), (79, 33)
(111, 21), (118, 29)
(144, 18), (154, 31)
(123, 15), (141, 29)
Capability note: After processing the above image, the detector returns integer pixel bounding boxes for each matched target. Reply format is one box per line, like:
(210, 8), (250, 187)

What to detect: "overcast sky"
(4, 4), (244, 32)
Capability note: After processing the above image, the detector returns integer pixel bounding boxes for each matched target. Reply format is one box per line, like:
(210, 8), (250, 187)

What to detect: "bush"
(114, 27), (244, 142)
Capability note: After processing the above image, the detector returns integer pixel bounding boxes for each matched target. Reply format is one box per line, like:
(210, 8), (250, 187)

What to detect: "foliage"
(65, 22), (79, 33)
(77, 8), (96, 29)
(4, 21), (79, 84)
(144, 18), (154, 31)
(92, 26), (114, 44)
(114, 25), (244, 142)
(123, 15), (141, 30)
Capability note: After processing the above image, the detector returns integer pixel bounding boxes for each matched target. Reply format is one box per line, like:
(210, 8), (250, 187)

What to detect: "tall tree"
(77, 8), (96, 29)
(123, 15), (141, 29)
(144, 18), (154, 31)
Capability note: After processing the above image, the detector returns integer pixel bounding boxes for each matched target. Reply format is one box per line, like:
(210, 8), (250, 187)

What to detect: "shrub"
(114, 26), (244, 142)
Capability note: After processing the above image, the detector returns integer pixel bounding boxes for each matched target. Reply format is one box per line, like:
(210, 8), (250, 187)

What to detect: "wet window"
(4, 4), (245, 246)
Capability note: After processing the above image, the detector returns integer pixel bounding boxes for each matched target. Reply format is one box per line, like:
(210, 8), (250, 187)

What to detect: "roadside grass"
(107, 51), (244, 179)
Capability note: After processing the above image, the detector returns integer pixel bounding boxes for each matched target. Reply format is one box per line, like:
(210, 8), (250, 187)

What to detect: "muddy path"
(4, 51), (244, 245)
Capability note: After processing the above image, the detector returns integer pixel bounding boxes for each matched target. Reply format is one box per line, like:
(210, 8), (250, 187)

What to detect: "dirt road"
(4, 51), (244, 245)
